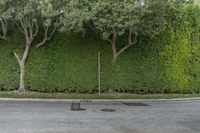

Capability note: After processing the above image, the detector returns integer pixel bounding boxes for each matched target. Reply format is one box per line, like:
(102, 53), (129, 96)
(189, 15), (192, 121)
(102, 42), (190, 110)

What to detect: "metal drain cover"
(101, 109), (116, 112)
(71, 103), (86, 111)
(71, 108), (86, 111)
(122, 103), (149, 106)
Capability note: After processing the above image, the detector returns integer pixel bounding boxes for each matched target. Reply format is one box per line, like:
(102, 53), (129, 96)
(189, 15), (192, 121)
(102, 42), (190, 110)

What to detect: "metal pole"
(98, 52), (101, 95)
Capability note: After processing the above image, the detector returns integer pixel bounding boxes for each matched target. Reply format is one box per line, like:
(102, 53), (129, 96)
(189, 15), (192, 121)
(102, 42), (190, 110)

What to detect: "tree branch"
(14, 52), (21, 65)
(129, 30), (138, 45)
(33, 19), (38, 37)
(35, 24), (48, 48)
(116, 30), (137, 57)
(116, 44), (132, 57)
(0, 19), (8, 40)
(107, 38), (112, 44)
(21, 44), (31, 62)
(0, 35), (7, 40)
(88, 23), (99, 35)
(47, 25), (57, 40)
(36, 18), (58, 48)
(13, 19), (25, 34)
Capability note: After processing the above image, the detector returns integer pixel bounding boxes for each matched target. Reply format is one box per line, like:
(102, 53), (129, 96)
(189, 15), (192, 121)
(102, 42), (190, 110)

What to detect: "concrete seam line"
(1, 97), (200, 102)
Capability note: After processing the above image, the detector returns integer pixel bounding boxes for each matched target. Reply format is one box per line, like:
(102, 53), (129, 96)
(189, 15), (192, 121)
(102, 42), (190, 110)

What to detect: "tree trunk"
(112, 42), (117, 63)
(112, 53), (117, 63)
(111, 28), (117, 63)
(19, 62), (25, 93)
(14, 44), (31, 94)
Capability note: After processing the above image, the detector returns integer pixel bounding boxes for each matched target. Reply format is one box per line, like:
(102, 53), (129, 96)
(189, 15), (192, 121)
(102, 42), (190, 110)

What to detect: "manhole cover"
(122, 103), (149, 106)
(101, 109), (116, 112)
(92, 108), (124, 113)
(71, 108), (86, 111)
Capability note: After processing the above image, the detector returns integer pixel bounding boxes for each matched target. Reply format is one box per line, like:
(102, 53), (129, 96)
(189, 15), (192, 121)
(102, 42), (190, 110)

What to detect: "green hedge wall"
(0, 31), (170, 93)
(0, 31), (200, 93)
(1, 5), (200, 94)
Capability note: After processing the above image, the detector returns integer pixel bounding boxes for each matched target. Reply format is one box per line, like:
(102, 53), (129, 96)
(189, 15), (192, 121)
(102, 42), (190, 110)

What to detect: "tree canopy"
(0, 0), (12, 40)
(61, 0), (167, 62)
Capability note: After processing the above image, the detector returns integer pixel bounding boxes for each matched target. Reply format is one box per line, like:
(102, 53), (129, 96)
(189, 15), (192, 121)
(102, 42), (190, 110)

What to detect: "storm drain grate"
(101, 109), (116, 112)
(122, 103), (149, 106)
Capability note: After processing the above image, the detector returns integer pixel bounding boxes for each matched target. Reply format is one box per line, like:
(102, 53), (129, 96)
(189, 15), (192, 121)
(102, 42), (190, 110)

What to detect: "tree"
(61, 0), (166, 63)
(13, 0), (39, 93)
(61, 0), (140, 62)
(91, 0), (169, 62)
(0, 0), (11, 40)
(13, 0), (61, 93)
(90, 0), (145, 62)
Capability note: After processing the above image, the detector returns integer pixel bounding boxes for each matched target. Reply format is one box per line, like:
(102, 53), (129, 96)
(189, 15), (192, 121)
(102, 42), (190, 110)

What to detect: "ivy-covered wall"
(161, 4), (200, 93)
(1, 5), (200, 94)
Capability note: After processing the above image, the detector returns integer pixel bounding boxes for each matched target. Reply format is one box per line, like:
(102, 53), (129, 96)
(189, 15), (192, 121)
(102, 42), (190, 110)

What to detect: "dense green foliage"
(161, 4), (200, 93)
(1, 1), (200, 94)
(61, 0), (166, 62)
(0, 31), (168, 93)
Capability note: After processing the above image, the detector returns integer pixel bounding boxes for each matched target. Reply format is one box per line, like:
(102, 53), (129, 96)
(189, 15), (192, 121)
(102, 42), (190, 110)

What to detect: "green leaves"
(37, 0), (62, 27)
(60, 0), (168, 62)
(60, 0), (91, 33)
(0, 0), (11, 40)
(0, 0), (12, 20)
(13, 0), (37, 20)
(91, 0), (141, 39)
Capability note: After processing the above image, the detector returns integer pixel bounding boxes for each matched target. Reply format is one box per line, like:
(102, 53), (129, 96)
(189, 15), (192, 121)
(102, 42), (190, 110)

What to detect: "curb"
(1, 97), (200, 103)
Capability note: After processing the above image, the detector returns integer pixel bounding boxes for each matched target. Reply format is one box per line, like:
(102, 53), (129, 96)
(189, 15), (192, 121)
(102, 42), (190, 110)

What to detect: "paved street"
(0, 100), (200, 133)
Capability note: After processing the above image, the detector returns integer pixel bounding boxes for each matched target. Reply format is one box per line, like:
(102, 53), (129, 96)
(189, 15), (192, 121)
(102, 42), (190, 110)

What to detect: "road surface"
(0, 100), (200, 133)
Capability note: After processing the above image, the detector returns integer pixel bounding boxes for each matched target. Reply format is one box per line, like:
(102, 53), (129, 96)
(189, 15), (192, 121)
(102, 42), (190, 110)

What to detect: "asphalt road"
(0, 100), (200, 133)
